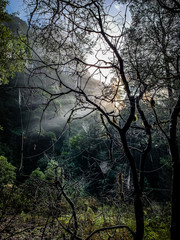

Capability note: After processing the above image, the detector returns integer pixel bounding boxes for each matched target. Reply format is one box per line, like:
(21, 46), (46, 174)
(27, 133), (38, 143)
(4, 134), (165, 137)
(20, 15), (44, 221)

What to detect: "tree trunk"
(120, 131), (144, 240)
(168, 96), (180, 240)
(170, 145), (180, 240)
(134, 194), (144, 240)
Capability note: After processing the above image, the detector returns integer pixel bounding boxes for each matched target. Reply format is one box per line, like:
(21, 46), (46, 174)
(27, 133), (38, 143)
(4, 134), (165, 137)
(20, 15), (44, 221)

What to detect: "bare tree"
(120, 0), (180, 239)
(21, 0), (169, 239)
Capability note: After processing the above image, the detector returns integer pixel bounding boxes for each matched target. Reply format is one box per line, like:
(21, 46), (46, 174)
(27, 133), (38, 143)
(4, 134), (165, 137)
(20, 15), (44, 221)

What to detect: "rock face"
(5, 14), (27, 34)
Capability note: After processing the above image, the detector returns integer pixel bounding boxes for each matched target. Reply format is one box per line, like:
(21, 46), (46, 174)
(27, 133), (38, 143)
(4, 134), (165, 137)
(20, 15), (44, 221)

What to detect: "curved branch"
(85, 225), (135, 240)
(93, 2), (131, 96)
(56, 181), (79, 238)
(157, 0), (180, 13)
(55, 217), (82, 240)
(91, 2), (136, 132)
(169, 94), (180, 144)
(136, 97), (152, 192)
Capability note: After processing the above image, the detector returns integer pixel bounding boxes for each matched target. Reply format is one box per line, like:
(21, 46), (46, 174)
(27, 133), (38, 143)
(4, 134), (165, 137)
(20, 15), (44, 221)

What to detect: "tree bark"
(120, 131), (144, 240)
(170, 143), (180, 240)
(134, 194), (144, 240)
(168, 95), (180, 240)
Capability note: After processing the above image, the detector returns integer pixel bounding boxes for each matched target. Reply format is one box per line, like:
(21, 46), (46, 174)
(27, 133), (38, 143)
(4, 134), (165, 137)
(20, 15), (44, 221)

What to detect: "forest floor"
(0, 200), (171, 240)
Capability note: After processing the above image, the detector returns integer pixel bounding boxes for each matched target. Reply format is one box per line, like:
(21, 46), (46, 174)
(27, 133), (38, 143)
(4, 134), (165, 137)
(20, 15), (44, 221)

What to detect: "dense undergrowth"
(0, 183), (171, 240)
(0, 156), (171, 239)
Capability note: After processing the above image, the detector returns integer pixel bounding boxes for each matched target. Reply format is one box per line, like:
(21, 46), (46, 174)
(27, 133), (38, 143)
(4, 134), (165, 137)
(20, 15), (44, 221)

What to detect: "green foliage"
(0, 155), (16, 186)
(30, 167), (45, 180)
(44, 159), (63, 182)
(69, 134), (83, 150)
(0, 0), (30, 84)
(36, 156), (49, 171)
(0, 0), (9, 22)
(0, 25), (28, 84)
(144, 203), (171, 240)
(40, 131), (57, 141)
(0, 142), (13, 162)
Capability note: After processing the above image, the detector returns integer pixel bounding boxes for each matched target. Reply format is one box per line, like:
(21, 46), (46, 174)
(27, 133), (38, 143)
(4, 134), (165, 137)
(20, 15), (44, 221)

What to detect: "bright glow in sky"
(114, 4), (121, 10)
(86, 2), (131, 83)
(6, 0), (131, 83)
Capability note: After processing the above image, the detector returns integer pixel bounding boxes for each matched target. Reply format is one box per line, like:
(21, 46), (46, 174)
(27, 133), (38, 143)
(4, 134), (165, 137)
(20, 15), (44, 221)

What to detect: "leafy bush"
(30, 167), (45, 180)
(44, 159), (64, 182)
(0, 155), (16, 187)
(69, 134), (83, 150)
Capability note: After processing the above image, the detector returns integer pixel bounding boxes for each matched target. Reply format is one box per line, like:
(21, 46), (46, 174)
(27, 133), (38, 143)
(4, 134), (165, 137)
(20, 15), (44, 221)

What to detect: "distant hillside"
(5, 14), (27, 35)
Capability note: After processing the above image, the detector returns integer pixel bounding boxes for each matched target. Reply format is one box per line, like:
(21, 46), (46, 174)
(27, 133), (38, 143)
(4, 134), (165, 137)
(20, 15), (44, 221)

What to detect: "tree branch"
(85, 225), (135, 240)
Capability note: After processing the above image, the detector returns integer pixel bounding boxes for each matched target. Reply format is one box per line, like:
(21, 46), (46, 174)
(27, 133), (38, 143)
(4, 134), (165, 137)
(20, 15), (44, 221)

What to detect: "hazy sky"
(6, 0), (130, 22)
(6, 0), (27, 21)
(6, 0), (131, 83)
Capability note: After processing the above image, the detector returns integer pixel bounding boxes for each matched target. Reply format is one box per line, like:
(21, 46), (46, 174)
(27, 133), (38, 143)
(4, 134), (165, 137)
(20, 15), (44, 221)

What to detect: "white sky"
(86, 1), (131, 83)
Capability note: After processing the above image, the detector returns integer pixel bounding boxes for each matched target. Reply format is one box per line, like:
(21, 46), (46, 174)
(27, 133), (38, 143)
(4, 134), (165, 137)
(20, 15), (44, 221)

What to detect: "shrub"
(0, 155), (16, 187)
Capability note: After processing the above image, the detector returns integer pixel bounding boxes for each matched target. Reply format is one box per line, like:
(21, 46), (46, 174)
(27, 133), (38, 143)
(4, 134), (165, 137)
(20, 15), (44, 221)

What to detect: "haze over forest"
(0, 0), (180, 239)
